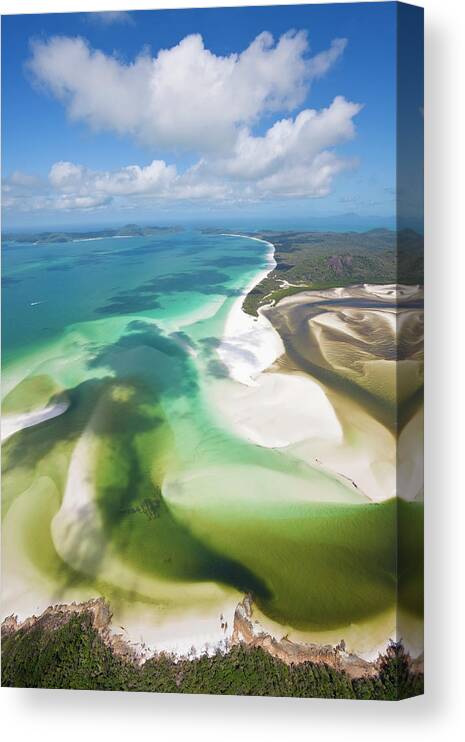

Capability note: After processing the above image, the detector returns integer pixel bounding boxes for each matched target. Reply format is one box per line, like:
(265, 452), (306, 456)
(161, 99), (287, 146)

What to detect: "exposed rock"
(232, 594), (376, 679)
(2, 595), (423, 680)
(1, 598), (138, 663)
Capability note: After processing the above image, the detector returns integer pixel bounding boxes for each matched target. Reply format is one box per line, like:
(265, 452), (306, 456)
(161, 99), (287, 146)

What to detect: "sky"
(1, 3), (421, 229)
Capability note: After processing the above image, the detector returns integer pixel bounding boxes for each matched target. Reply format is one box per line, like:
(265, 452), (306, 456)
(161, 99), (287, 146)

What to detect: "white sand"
(363, 283), (421, 300)
(245, 601), (398, 663)
(311, 306), (398, 340)
(208, 271), (412, 503)
(3, 240), (421, 659)
(45, 411), (243, 659)
(287, 394), (397, 503)
(217, 235), (284, 385)
(209, 372), (342, 448)
(276, 283), (423, 309)
(108, 597), (239, 660)
(71, 235), (133, 243)
(1, 477), (97, 626)
(1, 400), (69, 442)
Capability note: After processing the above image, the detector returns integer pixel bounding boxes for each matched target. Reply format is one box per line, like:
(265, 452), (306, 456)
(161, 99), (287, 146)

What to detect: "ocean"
(1, 227), (413, 657)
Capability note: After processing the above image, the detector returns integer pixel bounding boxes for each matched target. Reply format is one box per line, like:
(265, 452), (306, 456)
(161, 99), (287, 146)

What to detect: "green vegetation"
(242, 229), (424, 315)
(1, 612), (423, 699)
(3, 224), (183, 244)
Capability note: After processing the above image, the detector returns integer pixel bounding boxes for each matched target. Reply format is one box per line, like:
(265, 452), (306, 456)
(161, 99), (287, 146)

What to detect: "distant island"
(2, 223), (184, 245)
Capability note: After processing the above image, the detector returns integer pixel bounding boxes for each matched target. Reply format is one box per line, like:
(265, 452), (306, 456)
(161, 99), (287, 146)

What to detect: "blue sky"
(1, 3), (420, 228)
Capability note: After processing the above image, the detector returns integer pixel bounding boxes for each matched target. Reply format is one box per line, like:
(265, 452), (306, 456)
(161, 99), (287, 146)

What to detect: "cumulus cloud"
(3, 159), (218, 212)
(27, 31), (346, 153)
(53, 194), (113, 210)
(48, 159), (177, 196)
(307, 38), (347, 78)
(3, 30), (362, 214)
(4, 95), (361, 212)
(253, 152), (351, 198)
(6, 170), (42, 189)
(1, 190), (112, 213)
(206, 96), (362, 183)
(48, 161), (85, 190)
(2, 170), (46, 209)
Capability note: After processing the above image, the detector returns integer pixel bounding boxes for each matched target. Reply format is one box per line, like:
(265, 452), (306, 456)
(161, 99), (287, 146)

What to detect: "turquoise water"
(1, 228), (420, 639)
(2, 230), (265, 363)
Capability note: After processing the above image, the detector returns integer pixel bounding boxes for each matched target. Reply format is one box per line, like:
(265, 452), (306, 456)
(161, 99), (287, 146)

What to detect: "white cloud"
(1, 191), (111, 213)
(94, 161), (178, 196)
(3, 94), (361, 212)
(253, 152), (352, 198)
(307, 38), (347, 78)
(27, 31), (346, 154)
(53, 194), (112, 210)
(4, 31), (363, 214)
(28, 37), (152, 140)
(48, 161), (85, 190)
(48, 159), (177, 196)
(8, 170), (42, 188)
(207, 96), (362, 182)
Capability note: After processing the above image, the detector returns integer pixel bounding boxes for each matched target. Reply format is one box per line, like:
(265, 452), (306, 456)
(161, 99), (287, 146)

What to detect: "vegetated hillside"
(2, 224), (183, 244)
(243, 229), (424, 316)
(1, 611), (423, 699)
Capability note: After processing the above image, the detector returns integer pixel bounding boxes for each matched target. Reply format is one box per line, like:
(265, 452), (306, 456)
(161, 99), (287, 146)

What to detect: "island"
(2, 223), (184, 245)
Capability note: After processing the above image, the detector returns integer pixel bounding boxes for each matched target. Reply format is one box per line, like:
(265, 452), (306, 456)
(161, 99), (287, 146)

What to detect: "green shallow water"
(1, 229), (422, 633)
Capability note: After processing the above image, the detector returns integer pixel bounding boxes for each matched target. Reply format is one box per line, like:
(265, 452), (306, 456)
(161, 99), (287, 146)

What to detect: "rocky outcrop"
(231, 594), (379, 679)
(2, 595), (423, 681)
(1, 598), (138, 663)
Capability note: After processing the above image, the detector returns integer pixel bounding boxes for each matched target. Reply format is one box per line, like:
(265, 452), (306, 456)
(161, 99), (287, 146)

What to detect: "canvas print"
(1, 3), (424, 699)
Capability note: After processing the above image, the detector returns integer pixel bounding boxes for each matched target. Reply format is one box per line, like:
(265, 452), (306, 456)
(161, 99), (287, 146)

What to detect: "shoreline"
(46, 402), (242, 661)
(2, 234), (422, 668)
(1, 400), (70, 442)
(210, 277), (421, 503)
(1, 595), (424, 682)
(217, 234), (284, 386)
(211, 235), (351, 468)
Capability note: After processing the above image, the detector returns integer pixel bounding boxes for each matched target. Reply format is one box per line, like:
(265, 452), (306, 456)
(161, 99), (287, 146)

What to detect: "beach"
(2, 229), (423, 665)
(1, 400), (69, 442)
(217, 235), (284, 385)
(211, 247), (423, 504)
